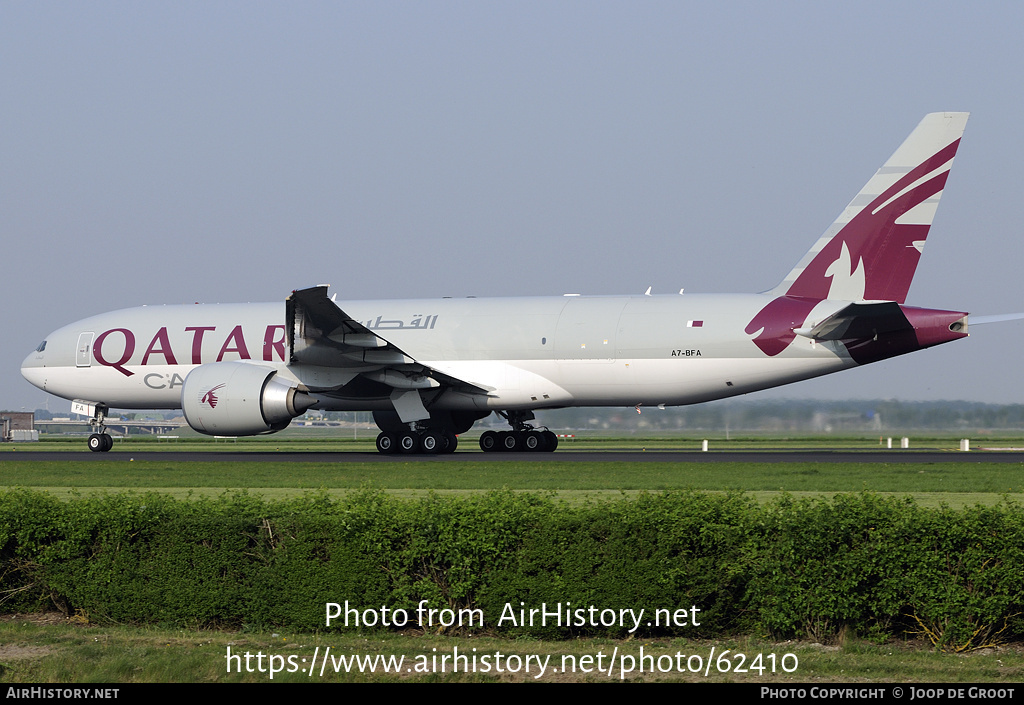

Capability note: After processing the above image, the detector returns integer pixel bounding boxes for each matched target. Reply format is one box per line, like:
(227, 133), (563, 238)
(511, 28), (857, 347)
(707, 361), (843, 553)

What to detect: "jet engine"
(182, 362), (315, 436)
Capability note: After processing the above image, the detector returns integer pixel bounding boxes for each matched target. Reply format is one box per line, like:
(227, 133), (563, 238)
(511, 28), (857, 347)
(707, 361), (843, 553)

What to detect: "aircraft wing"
(286, 287), (488, 418)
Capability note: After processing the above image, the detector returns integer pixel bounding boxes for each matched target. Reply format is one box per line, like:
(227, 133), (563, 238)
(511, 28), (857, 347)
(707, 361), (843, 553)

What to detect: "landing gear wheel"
(398, 432), (419, 454)
(501, 431), (520, 452)
(542, 430), (558, 452)
(420, 431), (442, 455)
(442, 431), (458, 453)
(88, 433), (112, 452)
(376, 432), (398, 454)
(524, 430), (545, 452)
(479, 431), (498, 452)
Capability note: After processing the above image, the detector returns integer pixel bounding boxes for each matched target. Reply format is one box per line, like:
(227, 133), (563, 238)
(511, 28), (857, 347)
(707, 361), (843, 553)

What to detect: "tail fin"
(771, 112), (969, 303)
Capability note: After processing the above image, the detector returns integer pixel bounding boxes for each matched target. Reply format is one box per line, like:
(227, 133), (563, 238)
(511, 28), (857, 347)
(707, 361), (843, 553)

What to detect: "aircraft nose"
(21, 349), (47, 391)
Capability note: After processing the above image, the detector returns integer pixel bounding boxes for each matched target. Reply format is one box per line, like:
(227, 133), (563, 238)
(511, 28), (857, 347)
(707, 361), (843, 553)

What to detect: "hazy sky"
(5, 1), (1024, 413)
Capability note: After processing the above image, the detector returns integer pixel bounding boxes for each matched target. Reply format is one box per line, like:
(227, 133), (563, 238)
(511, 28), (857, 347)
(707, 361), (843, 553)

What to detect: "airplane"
(22, 112), (1002, 454)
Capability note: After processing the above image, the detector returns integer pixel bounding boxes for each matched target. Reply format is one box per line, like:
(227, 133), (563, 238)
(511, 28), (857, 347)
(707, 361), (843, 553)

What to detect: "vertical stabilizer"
(772, 112), (968, 303)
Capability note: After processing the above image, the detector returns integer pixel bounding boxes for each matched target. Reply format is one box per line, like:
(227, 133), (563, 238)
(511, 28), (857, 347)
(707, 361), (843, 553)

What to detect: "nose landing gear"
(84, 403), (113, 452)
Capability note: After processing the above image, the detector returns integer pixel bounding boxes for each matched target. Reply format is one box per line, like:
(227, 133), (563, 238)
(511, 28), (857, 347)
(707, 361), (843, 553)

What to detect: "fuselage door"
(76, 332), (94, 367)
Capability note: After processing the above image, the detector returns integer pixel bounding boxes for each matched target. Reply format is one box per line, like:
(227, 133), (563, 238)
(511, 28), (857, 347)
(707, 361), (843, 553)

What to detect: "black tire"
(399, 433), (419, 454)
(420, 432), (442, 454)
(101, 434), (113, 452)
(524, 431), (543, 452)
(442, 431), (458, 453)
(479, 431), (498, 452)
(88, 434), (104, 452)
(543, 430), (558, 452)
(376, 432), (397, 454)
(501, 431), (520, 452)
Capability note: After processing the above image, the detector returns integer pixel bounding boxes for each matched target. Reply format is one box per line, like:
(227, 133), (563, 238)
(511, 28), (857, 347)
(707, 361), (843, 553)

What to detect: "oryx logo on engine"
(200, 384), (226, 409)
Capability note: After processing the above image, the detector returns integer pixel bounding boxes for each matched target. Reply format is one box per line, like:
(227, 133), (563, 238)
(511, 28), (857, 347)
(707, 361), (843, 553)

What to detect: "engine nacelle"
(182, 362), (315, 436)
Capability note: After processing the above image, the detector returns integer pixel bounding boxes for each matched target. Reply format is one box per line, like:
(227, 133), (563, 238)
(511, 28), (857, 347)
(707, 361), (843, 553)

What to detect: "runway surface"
(5, 450), (1024, 463)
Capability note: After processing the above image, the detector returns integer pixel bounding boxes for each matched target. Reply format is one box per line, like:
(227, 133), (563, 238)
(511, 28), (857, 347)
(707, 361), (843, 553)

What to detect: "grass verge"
(2, 616), (1022, 683)
(2, 458), (1023, 508)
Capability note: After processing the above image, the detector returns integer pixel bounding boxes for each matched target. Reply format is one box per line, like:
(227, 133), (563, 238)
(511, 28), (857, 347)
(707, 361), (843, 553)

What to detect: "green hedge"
(1, 489), (1022, 650)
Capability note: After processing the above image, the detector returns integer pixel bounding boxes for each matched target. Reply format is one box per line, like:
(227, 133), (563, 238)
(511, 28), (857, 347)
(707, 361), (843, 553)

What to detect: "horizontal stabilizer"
(795, 302), (911, 341)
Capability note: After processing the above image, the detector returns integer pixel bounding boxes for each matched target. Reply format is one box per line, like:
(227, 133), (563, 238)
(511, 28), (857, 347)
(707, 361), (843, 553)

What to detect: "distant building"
(1, 411), (37, 442)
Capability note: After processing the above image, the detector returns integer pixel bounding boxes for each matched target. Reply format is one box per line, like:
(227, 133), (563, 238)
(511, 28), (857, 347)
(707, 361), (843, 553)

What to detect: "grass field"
(2, 436), (1023, 508)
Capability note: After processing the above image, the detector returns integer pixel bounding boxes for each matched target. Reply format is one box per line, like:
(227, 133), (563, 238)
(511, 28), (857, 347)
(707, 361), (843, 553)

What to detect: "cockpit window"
(35, 340), (46, 352)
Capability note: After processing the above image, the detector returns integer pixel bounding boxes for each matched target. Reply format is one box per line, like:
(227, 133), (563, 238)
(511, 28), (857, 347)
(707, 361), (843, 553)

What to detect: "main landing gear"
(478, 410), (558, 453)
(371, 409), (483, 455)
(375, 427), (459, 455)
(370, 409), (557, 454)
(86, 404), (114, 452)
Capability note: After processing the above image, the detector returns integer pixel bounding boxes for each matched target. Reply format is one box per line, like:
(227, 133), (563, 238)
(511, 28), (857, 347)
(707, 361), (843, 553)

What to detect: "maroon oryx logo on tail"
(200, 384), (226, 409)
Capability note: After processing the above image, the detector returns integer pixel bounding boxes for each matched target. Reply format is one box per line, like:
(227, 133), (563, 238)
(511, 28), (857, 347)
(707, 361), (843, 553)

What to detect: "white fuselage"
(21, 293), (856, 412)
